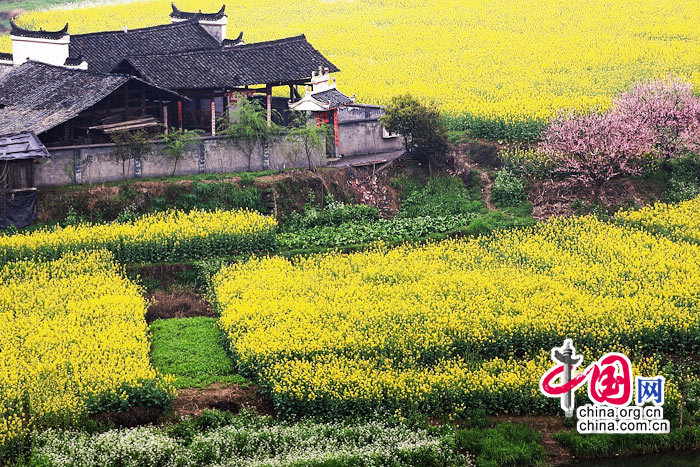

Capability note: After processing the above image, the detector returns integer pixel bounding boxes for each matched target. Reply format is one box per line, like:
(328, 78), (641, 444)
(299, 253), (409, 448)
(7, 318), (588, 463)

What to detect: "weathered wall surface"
(36, 135), (325, 186)
(336, 105), (403, 157)
(0, 63), (12, 79)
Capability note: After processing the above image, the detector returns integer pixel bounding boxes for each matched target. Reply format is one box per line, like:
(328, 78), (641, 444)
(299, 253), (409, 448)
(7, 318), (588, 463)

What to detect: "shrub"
(456, 423), (545, 466)
(499, 148), (552, 179)
(663, 154), (700, 203)
(398, 177), (484, 218)
(491, 169), (526, 207)
(282, 195), (380, 232)
(382, 94), (450, 172)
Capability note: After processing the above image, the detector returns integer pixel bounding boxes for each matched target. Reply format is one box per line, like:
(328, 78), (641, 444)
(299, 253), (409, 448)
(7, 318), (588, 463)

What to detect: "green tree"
(219, 96), (280, 171)
(285, 112), (330, 170)
(110, 129), (152, 181)
(381, 94), (450, 174)
(160, 128), (203, 176)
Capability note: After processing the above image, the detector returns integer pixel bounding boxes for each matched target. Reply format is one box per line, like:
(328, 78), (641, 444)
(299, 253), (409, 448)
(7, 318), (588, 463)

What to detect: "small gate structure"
(0, 132), (50, 228)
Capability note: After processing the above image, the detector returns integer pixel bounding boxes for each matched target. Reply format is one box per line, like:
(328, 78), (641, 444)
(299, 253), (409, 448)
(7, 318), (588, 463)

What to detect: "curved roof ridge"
(10, 20), (68, 40)
(171, 3), (226, 20)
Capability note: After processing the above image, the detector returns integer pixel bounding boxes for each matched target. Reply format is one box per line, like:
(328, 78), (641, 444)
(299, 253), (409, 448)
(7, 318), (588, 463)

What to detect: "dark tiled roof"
(312, 89), (353, 107)
(121, 34), (339, 89)
(0, 131), (50, 159)
(0, 53), (12, 62)
(0, 62), (182, 136)
(9, 20), (68, 40)
(222, 32), (244, 47)
(70, 20), (221, 73)
(64, 55), (84, 66)
(170, 3), (226, 21)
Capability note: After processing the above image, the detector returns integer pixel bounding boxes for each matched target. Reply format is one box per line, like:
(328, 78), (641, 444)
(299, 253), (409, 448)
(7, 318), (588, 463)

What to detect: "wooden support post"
(141, 88), (146, 114)
(210, 100), (216, 136)
(266, 85), (272, 126)
(163, 104), (169, 134)
(177, 101), (183, 129)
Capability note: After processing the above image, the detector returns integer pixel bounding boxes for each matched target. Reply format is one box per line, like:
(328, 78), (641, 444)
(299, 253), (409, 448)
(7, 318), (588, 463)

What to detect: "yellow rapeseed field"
(615, 195), (700, 245)
(6, 0), (700, 138)
(0, 251), (168, 444)
(0, 209), (277, 264)
(214, 216), (696, 415)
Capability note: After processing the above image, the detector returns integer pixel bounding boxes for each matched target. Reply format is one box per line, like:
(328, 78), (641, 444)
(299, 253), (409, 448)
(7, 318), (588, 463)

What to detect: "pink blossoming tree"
(540, 77), (700, 201)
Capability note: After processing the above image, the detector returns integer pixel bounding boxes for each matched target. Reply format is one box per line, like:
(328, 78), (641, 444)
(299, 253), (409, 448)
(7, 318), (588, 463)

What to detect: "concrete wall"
(336, 104), (403, 157)
(36, 135), (325, 186)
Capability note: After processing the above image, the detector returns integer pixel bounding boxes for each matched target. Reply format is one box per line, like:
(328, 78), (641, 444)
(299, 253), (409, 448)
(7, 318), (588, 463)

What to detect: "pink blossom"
(539, 77), (700, 199)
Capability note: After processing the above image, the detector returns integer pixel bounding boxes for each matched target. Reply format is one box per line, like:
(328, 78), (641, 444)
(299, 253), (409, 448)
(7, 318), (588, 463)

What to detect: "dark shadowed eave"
(0, 62), (184, 136)
(69, 19), (221, 73)
(170, 3), (226, 21)
(120, 34), (340, 90)
(9, 20), (68, 40)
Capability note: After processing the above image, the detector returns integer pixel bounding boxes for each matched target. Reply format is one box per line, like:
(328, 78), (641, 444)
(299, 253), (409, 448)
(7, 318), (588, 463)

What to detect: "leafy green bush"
(499, 148), (553, 179)
(390, 174), (423, 197)
(29, 411), (467, 466)
(150, 181), (266, 214)
(491, 169), (526, 207)
(85, 379), (174, 415)
(282, 195), (380, 232)
(278, 214), (477, 250)
(399, 177), (485, 218)
(663, 154), (700, 203)
(456, 422), (546, 466)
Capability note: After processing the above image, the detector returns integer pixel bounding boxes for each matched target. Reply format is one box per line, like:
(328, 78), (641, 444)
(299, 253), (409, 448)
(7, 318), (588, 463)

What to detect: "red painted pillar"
(177, 101), (183, 129)
(333, 108), (339, 147)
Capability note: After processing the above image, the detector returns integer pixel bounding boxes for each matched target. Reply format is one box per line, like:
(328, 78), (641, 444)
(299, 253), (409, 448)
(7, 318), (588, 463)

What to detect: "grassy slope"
(150, 317), (247, 389)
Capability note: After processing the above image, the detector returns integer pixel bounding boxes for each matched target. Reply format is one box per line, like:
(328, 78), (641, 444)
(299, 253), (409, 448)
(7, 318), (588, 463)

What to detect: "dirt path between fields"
(477, 168), (496, 211)
(171, 383), (274, 418)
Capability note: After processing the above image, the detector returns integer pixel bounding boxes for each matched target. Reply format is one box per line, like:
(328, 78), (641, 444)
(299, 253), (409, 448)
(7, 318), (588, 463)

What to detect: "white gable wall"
(11, 35), (70, 67)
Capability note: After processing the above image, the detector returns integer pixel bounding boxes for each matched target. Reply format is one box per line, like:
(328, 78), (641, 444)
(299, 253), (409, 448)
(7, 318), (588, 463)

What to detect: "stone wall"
(36, 135), (325, 186)
(336, 104), (403, 157)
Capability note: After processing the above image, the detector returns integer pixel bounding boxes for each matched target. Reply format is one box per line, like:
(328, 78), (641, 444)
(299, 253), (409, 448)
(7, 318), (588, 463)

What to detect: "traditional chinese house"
(0, 4), (402, 225)
(0, 4), (342, 145)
